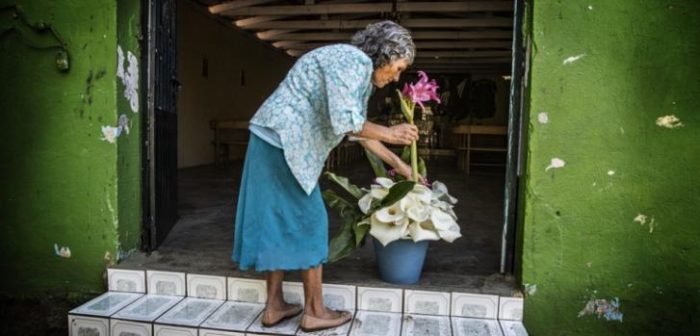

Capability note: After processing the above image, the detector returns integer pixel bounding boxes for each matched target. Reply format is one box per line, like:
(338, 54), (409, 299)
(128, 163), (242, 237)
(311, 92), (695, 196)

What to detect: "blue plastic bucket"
(372, 237), (429, 285)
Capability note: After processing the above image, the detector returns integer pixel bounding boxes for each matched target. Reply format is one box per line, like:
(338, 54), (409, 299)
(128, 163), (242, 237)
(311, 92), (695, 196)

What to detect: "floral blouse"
(250, 44), (374, 195)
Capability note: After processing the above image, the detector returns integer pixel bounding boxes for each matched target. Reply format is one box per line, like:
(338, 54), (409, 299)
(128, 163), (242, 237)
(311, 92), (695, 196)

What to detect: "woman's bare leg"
(301, 265), (342, 319)
(263, 271), (301, 325)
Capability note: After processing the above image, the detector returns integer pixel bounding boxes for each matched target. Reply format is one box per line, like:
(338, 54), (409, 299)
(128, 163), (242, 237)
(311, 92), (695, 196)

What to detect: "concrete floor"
(119, 156), (516, 296)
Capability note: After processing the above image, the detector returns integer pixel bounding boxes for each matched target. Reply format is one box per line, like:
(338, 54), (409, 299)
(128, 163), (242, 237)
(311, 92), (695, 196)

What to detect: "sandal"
(261, 304), (304, 328)
(299, 310), (353, 332)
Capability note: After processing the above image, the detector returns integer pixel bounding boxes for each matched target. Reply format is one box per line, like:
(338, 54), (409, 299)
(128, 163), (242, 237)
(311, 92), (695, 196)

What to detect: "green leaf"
(328, 221), (355, 263)
(379, 180), (415, 208)
(324, 172), (363, 199)
(322, 189), (361, 219)
(364, 149), (388, 178)
(353, 219), (370, 247)
(396, 89), (414, 122)
(418, 157), (428, 178)
(400, 145), (411, 163)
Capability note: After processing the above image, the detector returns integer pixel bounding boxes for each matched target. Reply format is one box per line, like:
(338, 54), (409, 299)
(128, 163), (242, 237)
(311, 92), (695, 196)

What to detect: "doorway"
(139, 0), (527, 294)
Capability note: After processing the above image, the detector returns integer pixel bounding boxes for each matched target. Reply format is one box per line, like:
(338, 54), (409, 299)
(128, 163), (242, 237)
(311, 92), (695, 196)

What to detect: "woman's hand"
(386, 123), (419, 145)
(395, 162), (426, 184)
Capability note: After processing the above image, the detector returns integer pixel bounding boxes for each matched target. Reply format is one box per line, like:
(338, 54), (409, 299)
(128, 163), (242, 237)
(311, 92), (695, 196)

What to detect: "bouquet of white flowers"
(325, 71), (462, 263)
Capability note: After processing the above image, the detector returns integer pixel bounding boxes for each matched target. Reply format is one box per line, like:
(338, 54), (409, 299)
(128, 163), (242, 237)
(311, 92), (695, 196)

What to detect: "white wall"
(177, 0), (293, 168)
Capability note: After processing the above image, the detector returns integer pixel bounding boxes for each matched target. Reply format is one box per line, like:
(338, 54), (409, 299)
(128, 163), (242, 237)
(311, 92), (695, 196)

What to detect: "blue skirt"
(232, 133), (329, 272)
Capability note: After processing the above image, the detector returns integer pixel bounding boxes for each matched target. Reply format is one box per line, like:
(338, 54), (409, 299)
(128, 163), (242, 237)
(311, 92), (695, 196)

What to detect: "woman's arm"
(358, 139), (414, 180)
(352, 120), (418, 146)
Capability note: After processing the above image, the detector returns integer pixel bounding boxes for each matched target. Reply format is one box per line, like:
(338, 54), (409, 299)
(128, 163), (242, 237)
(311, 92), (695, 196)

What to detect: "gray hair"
(351, 21), (415, 69)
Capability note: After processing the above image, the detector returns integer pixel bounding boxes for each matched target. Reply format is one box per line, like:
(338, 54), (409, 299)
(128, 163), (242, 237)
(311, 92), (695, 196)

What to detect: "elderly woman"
(232, 21), (417, 332)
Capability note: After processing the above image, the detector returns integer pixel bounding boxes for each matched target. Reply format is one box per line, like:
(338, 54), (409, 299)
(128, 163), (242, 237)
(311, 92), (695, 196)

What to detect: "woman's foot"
(261, 302), (303, 327)
(299, 308), (353, 332)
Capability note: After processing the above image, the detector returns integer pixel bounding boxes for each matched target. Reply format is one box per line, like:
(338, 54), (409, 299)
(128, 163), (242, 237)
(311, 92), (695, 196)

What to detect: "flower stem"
(411, 140), (418, 182)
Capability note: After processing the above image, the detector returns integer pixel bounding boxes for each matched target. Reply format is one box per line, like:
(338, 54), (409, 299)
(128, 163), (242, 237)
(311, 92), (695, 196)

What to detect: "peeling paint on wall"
(524, 283), (538, 296)
(607, 170), (615, 176)
(545, 158), (566, 171)
(117, 45), (139, 113)
(54, 244), (71, 258)
(655, 115), (683, 128)
(633, 214), (656, 233)
(563, 54), (586, 65)
(578, 297), (623, 322)
(101, 126), (122, 143)
(537, 112), (549, 124)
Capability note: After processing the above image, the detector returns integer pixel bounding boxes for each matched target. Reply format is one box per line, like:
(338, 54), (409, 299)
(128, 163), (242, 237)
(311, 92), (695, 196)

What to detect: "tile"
(110, 319), (152, 336)
(499, 320), (528, 336)
(228, 277), (267, 303)
(296, 311), (355, 336)
(323, 283), (356, 311)
(70, 292), (143, 317)
(357, 287), (402, 313)
(349, 311), (401, 336)
(451, 293), (499, 319)
(200, 329), (246, 336)
(498, 297), (523, 321)
(154, 324), (198, 336)
(246, 309), (301, 335)
(108, 269), (146, 293)
(283, 281), (305, 306)
(404, 290), (451, 316)
(113, 294), (183, 322)
(451, 317), (503, 336)
(402, 314), (451, 336)
(148, 270), (186, 296)
(201, 301), (264, 332)
(68, 315), (109, 336)
(187, 274), (227, 300)
(156, 297), (224, 327)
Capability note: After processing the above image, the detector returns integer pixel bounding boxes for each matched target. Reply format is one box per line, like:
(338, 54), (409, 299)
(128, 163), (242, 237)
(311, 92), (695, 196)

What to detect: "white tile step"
(67, 268), (528, 336)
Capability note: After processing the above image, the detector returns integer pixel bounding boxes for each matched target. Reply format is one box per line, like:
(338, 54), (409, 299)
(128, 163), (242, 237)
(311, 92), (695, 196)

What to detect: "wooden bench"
(210, 120), (249, 164)
(452, 125), (508, 175)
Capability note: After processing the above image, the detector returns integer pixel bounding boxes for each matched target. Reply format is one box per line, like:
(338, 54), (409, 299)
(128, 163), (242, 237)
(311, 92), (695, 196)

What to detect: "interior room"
(123, 0), (519, 295)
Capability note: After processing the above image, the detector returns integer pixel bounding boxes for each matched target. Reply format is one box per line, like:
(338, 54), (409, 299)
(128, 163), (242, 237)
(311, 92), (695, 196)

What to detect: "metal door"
(143, 0), (178, 251)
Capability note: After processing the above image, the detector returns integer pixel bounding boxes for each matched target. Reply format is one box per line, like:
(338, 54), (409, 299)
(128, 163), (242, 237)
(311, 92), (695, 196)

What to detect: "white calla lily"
(400, 196), (430, 222)
(374, 177), (395, 189)
(370, 185), (389, 199)
(437, 224), (462, 243)
(430, 209), (458, 231)
(408, 221), (441, 242)
(370, 213), (409, 246)
(431, 181), (457, 204)
(358, 193), (373, 214)
(375, 202), (405, 223)
(411, 184), (433, 204)
(431, 199), (458, 219)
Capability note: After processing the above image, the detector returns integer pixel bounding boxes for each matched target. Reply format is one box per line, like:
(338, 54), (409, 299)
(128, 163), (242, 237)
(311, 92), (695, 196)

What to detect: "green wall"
(0, 0), (141, 295)
(521, 0), (700, 334)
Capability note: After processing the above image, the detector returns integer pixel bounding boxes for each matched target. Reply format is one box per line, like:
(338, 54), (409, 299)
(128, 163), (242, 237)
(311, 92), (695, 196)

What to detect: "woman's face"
(372, 58), (411, 88)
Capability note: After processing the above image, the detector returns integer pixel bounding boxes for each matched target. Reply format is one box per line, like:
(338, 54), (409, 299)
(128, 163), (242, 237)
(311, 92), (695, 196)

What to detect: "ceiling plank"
(286, 40), (512, 51)
(234, 15), (286, 26)
(413, 58), (511, 64)
(209, 0), (280, 15)
(240, 18), (512, 30)
(259, 30), (512, 41)
(417, 41), (512, 49)
(219, 2), (513, 16)
(256, 29), (298, 39)
(416, 50), (512, 58)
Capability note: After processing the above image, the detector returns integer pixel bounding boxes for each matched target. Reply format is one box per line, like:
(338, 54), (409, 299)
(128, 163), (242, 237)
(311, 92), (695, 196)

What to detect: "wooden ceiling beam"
(413, 58), (511, 65)
(416, 50), (512, 58)
(234, 15), (286, 27)
(259, 30), (512, 41)
(209, 0), (280, 15)
(285, 40), (512, 51)
(219, 2), (513, 16)
(241, 18), (512, 30)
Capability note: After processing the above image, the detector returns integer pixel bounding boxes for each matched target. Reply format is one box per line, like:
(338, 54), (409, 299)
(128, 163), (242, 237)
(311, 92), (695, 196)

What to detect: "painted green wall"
(0, 0), (141, 295)
(521, 0), (700, 334)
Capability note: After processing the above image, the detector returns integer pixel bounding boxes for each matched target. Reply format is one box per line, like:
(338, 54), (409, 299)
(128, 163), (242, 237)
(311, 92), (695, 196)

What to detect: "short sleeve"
(322, 52), (372, 136)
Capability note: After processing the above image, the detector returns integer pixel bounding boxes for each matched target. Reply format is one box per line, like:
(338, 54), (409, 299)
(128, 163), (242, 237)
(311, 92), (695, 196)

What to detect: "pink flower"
(402, 71), (441, 110)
